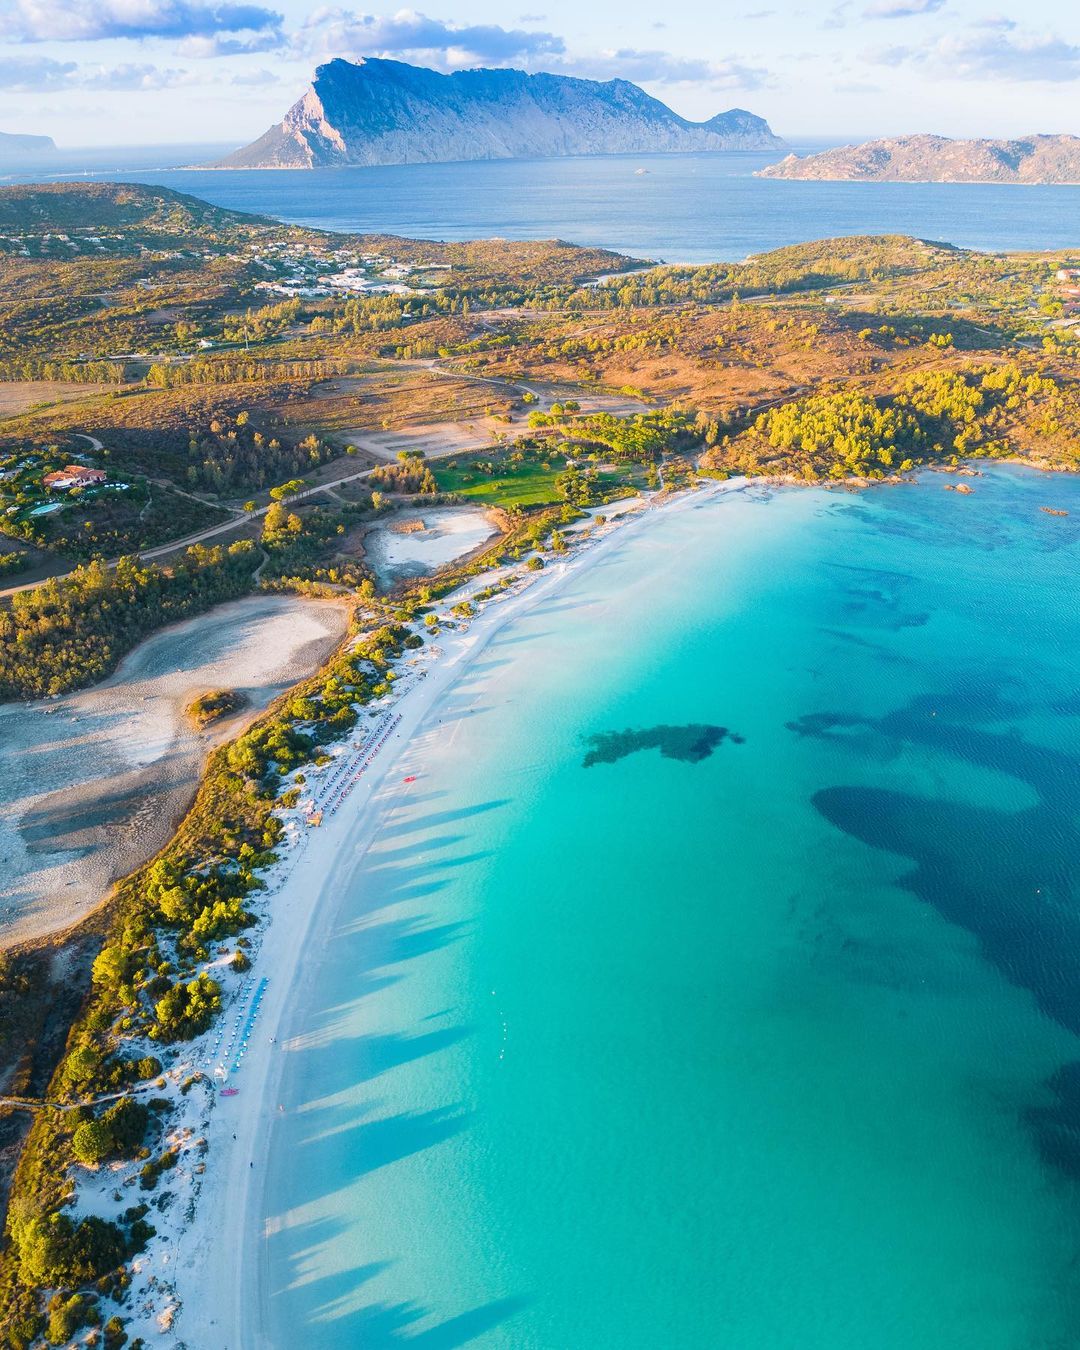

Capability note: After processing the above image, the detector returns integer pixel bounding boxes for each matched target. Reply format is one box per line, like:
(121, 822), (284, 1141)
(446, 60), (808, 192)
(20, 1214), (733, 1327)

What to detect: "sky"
(0, 0), (1078, 147)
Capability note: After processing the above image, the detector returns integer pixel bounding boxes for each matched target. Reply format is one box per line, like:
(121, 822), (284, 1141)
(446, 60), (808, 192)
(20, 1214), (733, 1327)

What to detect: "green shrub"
(59, 1043), (104, 1096)
(15, 1212), (127, 1288)
(103, 1099), (149, 1155)
(103, 1314), (128, 1348)
(46, 1292), (96, 1344)
(72, 1119), (114, 1168)
(150, 973), (221, 1042)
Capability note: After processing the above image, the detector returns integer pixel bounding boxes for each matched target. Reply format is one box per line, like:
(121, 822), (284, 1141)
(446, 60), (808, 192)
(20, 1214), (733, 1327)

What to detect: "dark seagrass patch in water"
(582, 723), (744, 768)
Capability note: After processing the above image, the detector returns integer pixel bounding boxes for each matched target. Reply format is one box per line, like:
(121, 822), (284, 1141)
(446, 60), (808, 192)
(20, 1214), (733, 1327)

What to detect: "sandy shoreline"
(0, 594), (349, 950)
(122, 480), (743, 1346)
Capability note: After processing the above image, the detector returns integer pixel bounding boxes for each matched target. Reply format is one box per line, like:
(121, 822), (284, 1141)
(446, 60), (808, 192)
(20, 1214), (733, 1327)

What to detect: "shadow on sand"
(264, 790), (528, 1343)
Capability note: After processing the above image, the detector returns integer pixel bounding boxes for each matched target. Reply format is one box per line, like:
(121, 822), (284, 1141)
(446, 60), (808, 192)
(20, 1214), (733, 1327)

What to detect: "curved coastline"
(171, 481), (742, 1346)
(0, 593), (349, 950)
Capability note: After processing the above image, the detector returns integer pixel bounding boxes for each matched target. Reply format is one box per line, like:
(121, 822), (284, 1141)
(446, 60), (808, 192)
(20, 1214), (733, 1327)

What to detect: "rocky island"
(757, 133), (1080, 184)
(215, 57), (785, 169)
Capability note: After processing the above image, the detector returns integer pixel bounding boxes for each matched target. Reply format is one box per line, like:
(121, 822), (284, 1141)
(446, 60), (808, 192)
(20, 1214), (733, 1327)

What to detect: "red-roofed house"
(43, 466), (107, 491)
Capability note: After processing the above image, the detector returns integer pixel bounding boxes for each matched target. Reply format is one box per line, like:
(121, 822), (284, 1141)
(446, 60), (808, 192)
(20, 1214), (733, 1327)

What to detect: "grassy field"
(434, 456), (650, 509)
(434, 459), (565, 507)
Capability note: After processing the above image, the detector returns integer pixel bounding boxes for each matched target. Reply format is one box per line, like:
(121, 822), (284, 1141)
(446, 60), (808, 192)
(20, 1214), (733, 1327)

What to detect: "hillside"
(0, 182), (278, 246)
(217, 57), (786, 169)
(756, 133), (1080, 184)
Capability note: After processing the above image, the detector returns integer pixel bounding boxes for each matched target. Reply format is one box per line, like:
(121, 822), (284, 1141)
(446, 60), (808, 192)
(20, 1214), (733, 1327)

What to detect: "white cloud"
(0, 56), (77, 90)
(80, 62), (194, 88)
(230, 65), (279, 83)
(864, 0), (946, 18)
(0, 0), (282, 43)
(559, 49), (770, 89)
(296, 11), (769, 93)
(177, 30), (283, 55)
(937, 30), (1080, 81)
(0, 55), (194, 89)
(868, 28), (1080, 82)
(299, 8), (565, 63)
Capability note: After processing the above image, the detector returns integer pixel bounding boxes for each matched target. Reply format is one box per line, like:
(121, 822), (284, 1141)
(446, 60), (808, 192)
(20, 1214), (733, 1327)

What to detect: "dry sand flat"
(0, 380), (115, 416)
(0, 594), (348, 948)
(334, 383), (650, 462)
(340, 418), (509, 462)
(361, 506), (500, 585)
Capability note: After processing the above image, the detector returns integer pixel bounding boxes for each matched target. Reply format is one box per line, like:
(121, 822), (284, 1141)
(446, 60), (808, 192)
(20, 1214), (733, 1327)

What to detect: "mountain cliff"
(216, 58), (785, 169)
(0, 132), (56, 158)
(756, 134), (1080, 184)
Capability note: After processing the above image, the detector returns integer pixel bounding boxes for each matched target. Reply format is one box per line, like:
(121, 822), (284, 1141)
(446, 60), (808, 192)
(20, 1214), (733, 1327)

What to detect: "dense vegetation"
(0, 543), (258, 699)
(581, 235), (952, 308)
(186, 688), (248, 727)
(703, 365), (1078, 480)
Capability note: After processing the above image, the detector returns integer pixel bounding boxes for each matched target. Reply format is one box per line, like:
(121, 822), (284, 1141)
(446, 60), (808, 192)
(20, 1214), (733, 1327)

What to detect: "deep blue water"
(6, 142), (1080, 263)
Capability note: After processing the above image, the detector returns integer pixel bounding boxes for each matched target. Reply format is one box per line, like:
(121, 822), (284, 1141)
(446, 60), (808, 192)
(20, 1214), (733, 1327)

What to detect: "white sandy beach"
(112, 480), (744, 1347)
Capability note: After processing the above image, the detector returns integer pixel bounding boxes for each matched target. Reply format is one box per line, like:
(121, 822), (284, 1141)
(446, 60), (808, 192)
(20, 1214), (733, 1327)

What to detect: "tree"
(103, 1098), (149, 1154)
(151, 972), (221, 1041)
(269, 478), (306, 501)
(261, 501), (287, 540)
(15, 1212), (127, 1287)
(59, 1043), (103, 1096)
(72, 1118), (114, 1167)
(45, 1293), (96, 1345)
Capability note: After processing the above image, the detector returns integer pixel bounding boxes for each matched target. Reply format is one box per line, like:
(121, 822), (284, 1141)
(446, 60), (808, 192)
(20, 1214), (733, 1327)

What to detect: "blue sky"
(0, 0), (1077, 146)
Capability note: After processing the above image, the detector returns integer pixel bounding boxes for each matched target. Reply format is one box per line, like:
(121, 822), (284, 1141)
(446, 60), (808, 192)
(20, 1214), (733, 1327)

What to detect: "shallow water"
(0, 594), (346, 946)
(263, 465), (1080, 1347)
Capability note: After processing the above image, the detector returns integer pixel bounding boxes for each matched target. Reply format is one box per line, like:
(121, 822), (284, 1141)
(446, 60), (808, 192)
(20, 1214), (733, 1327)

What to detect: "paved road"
(136, 465), (378, 560)
(1, 362), (772, 601)
(0, 463), (381, 599)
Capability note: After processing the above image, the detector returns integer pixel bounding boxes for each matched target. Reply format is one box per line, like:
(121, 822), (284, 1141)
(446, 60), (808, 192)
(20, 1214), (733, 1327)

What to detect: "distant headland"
(0, 132), (56, 160)
(757, 133), (1080, 185)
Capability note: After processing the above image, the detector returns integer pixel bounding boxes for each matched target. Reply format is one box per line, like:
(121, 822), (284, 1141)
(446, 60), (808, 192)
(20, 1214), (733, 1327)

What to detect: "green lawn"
(435, 458), (650, 510)
(434, 460), (565, 508)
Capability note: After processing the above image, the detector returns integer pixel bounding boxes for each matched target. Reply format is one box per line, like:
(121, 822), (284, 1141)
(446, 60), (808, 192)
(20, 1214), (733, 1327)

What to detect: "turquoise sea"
(263, 465), (1080, 1348)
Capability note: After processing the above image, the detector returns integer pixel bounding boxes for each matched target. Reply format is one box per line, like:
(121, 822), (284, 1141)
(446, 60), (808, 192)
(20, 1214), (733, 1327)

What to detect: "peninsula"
(215, 57), (786, 169)
(756, 133), (1080, 184)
